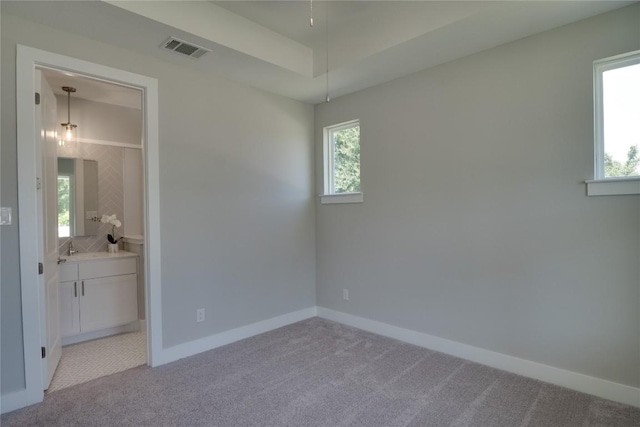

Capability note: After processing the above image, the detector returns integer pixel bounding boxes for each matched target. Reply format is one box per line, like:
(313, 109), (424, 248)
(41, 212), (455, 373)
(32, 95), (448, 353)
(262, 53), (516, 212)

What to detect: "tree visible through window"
(58, 175), (71, 238)
(595, 52), (640, 179)
(324, 120), (361, 195)
(333, 125), (360, 193)
(605, 146), (639, 177)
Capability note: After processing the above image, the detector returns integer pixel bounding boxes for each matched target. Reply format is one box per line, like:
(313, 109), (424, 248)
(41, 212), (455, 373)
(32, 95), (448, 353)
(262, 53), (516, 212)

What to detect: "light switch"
(1, 207), (12, 225)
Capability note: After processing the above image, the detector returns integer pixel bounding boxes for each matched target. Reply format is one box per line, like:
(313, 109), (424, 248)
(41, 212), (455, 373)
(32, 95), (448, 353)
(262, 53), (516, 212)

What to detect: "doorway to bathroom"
(40, 68), (147, 393)
(16, 45), (162, 409)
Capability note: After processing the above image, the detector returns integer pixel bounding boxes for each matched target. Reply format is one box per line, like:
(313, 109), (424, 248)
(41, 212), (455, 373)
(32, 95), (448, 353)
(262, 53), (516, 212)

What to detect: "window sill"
(320, 193), (363, 204)
(586, 177), (640, 196)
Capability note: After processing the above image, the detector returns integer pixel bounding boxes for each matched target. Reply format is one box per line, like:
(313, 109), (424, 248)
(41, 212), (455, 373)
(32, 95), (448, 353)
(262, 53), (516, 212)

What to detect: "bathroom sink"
(65, 252), (102, 260)
(62, 251), (135, 261)
(76, 253), (107, 259)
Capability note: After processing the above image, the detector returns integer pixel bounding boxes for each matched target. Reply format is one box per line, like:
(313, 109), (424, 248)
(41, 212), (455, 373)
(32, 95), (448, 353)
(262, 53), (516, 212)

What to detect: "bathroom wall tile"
(59, 143), (125, 254)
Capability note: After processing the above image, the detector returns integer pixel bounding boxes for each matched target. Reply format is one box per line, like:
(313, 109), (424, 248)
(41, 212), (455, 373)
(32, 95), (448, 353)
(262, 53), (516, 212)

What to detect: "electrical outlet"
(343, 289), (349, 301)
(0, 207), (12, 225)
(196, 308), (205, 323)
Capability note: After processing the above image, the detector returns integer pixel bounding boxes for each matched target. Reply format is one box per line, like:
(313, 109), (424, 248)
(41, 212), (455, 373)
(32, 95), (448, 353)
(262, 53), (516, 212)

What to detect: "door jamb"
(16, 45), (162, 407)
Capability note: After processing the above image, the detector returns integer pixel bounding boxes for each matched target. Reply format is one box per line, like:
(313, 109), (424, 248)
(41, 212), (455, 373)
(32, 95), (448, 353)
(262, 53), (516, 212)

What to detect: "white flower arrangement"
(100, 214), (122, 244)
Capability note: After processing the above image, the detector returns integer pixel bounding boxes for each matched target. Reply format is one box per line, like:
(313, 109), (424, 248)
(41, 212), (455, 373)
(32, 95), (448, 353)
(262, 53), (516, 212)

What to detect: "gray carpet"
(2, 318), (639, 426)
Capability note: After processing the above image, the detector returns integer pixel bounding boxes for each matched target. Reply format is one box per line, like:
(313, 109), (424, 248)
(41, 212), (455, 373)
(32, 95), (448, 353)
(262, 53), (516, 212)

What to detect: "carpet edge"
(154, 306), (318, 366)
(316, 306), (640, 408)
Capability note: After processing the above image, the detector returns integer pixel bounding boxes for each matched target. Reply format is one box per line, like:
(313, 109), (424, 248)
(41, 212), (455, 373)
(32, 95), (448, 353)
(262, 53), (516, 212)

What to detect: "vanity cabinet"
(59, 254), (138, 343)
(59, 280), (81, 336)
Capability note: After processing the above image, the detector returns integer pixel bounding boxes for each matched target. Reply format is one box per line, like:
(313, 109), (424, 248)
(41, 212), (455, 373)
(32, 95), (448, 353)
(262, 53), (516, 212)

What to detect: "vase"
(108, 243), (119, 253)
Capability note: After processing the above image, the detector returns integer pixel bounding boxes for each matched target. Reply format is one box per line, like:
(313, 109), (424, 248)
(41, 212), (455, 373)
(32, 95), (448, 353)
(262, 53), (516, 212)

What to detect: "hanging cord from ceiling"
(310, 0), (330, 102)
(325, 2), (330, 103)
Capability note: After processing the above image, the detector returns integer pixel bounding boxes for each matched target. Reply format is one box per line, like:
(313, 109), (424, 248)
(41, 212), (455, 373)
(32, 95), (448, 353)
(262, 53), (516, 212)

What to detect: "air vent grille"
(161, 37), (210, 59)
(164, 39), (181, 50)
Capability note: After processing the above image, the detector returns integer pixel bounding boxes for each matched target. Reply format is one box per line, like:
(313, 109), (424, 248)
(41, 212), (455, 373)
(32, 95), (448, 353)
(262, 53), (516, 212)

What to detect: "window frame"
(587, 49), (640, 196)
(321, 119), (363, 204)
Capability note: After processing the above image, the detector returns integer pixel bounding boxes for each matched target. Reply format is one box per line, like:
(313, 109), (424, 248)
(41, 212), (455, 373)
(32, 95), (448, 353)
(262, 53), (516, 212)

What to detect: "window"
(58, 175), (72, 238)
(588, 50), (640, 196)
(322, 120), (362, 204)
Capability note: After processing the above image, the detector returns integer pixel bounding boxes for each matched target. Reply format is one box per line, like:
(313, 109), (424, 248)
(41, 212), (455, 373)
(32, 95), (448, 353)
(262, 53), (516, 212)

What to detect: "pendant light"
(60, 86), (77, 146)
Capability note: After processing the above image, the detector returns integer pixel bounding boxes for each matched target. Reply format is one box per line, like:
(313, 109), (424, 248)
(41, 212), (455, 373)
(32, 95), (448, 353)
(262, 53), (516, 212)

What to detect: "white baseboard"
(317, 307), (640, 408)
(155, 307), (318, 366)
(1, 389), (28, 415)
(5, 307), (637, 414)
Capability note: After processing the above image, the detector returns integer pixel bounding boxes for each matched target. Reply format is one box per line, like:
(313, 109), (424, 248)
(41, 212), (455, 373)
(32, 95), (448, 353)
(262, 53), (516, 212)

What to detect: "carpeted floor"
(2, 318), (639, 426)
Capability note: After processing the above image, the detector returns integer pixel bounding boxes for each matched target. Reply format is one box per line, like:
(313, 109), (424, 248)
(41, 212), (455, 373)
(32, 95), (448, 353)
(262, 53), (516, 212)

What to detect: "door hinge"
(41, 347), (46, 359)
(38, 262), (43, 275)
(35, 92), (41, 105)
(36, 177), (42, 190)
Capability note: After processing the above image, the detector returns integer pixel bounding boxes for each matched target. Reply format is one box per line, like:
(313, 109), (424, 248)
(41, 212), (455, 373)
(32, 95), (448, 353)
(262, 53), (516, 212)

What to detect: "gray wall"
(315, 4), (640, 387)
(56, 95), (143, 146)
(1, 12), (316, 394)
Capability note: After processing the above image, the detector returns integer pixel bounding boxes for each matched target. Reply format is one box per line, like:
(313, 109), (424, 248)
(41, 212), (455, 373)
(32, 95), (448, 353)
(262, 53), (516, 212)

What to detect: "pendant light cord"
(310, 0), (330, 102)
(67, 89), (72, 123)
(325, 2), (330, 103)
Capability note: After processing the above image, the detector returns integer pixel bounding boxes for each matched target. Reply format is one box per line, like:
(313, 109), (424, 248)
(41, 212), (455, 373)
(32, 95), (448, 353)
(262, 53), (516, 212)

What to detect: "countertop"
(60, 251), (138, 262)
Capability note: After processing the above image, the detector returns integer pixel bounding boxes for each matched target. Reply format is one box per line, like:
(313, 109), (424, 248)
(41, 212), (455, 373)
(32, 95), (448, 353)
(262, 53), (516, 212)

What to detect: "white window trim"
(321, 119), (362, 204)
(588, 49), (640, 196)
(320, 192), (364, 204)
(586, 177), (640, 196)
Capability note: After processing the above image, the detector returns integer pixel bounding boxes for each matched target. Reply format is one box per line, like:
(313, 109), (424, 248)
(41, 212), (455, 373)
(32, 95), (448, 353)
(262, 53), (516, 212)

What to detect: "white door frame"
(16, 45), (163, 407)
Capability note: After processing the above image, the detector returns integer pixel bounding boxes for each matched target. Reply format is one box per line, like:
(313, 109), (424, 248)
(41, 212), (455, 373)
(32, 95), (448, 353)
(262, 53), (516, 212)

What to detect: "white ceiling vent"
(161, 37), (210, 59)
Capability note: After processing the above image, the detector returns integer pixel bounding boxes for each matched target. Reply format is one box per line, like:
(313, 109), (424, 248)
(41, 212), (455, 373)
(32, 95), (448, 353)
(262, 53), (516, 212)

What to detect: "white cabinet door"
(80, 274), (138, 333)
(59, 281), (80, 337)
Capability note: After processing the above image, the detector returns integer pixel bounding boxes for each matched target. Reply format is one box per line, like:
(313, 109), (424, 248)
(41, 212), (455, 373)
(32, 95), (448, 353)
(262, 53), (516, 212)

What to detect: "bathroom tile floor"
(47, 329), (146, 393)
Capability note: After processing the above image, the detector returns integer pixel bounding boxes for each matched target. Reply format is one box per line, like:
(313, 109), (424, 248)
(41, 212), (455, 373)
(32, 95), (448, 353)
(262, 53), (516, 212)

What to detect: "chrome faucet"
(68, 240), (78, 256)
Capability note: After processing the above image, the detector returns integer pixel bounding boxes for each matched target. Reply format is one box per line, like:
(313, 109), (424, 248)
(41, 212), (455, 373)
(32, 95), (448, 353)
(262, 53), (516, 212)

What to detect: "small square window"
(594, 50), (640, 180)
(323, 120), (361, 202)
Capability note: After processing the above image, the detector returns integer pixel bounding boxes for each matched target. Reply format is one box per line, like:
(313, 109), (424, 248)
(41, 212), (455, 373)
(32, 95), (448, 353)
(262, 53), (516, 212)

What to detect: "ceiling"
(3, 1), (635, 104)
(41, 68), (142, 110)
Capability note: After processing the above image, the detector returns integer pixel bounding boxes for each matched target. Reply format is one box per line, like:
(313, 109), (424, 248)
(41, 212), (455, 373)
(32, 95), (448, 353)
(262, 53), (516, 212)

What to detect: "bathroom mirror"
(58, 158), (98, 237)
